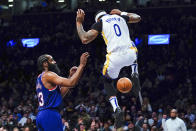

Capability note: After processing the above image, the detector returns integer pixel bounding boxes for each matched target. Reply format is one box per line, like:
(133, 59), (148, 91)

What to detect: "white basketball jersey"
(101, 14), (134, 53)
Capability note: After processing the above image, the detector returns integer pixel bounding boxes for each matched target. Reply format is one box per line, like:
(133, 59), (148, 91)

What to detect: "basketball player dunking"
(36, 52), (89, 131)
(76, 9), (141, 128)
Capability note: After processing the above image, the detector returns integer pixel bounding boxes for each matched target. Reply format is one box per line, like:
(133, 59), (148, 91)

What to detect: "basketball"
(117, 77), (132, 93)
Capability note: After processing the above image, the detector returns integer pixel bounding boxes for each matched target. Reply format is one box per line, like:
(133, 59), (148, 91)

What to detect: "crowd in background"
(20, 0), (196, 14)
(0, 4), (196, 131)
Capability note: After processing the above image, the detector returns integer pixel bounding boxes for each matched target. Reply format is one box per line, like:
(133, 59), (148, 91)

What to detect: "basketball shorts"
(102, 47), (137, 79)
(36, 109), (63, 131)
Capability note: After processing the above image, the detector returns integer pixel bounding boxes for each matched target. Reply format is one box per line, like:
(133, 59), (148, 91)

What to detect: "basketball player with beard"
(36, 52), (89, 131)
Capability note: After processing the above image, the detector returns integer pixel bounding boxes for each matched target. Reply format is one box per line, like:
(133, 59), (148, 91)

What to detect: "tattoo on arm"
(76, 23), (98, 44)
(77, 24), (86, 41)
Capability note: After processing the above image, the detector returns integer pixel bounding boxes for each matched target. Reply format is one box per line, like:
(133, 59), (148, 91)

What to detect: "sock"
(131, 63), (138, 75)
(109, 96), (119, 112)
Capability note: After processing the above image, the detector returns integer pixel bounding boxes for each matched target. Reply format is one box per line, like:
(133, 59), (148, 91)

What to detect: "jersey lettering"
(113, 24), (121, 37)
(38, 92), (44, 106)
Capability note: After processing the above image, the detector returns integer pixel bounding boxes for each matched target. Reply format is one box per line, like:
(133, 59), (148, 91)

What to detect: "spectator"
(7, 114), (17, 130)
(141, 97), (152, 113)
(135, 116), (147, 130)
(103, 122), (111, 131)
(89, 120), (97, 131)
(163, 109), (187, 131)
(151, 126), (158, 131)
(185, 109), (196, 123)
(142, 123), (150, 131)
(188, 121), (196, 131)
(79, 123), (86, 131)
(13, 127), (20, 131)
(23, 126), (32, 131)
(62, 118), (69, 131)
(127, 121), (135, 131)
(18, 112), (28, 127)
(88, 105), (98, 118)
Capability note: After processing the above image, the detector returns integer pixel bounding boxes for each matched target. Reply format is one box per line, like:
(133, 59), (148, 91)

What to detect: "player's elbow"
(129, 15), (141, 23)
(81, 39), (89, 44)
(138, 15), (142, 22)
(134, 16), (141, 23)
(68, 79), (77, 87)
(61, 80), (75, 87)
(137, 16), (141, 22)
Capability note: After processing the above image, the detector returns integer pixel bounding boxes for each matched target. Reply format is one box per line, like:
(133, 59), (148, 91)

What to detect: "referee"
(162, 109), (187, 131)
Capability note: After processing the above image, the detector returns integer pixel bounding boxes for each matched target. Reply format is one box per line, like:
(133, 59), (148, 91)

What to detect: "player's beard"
(48, 63), (61, 75)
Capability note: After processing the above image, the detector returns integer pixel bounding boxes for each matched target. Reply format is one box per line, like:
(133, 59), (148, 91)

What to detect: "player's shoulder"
(43, 71), (58, 79)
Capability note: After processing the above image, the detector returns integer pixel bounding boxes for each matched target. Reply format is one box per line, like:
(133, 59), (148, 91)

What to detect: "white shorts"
(102, 47), (137, 79)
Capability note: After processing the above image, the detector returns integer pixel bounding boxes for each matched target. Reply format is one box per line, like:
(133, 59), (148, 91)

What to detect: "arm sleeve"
(121, 15), (129, 22)
(91, 20), (102, 33)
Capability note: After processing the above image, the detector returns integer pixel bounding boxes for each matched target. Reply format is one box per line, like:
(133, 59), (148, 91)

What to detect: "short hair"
(37, 54), (49, 71)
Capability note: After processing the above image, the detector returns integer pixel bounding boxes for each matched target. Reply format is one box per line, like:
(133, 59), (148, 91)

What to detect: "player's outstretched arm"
(110, 9), (141, 23)
(44, 52), (89, 87)
(60, 66), (78, 97)
(76, 9), (99, 44)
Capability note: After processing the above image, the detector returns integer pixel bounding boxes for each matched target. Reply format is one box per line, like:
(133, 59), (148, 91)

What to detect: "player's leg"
(36, 110), (63, 131)
(131, 62), (141, 97)
(128, 47), (142, 100)
(103, 74), (124, 129)
(102, 54), (124, 129)
(36, 112), (44, 131)
(103, 75), (119, 112)
(102, 54), (121, 112)
(131, 62), (143, 105)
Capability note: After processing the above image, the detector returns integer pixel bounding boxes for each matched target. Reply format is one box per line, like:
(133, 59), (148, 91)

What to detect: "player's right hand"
(76, 9), (85, 23)
(80, 52), (89, 67)
(110, 9), (122, 15)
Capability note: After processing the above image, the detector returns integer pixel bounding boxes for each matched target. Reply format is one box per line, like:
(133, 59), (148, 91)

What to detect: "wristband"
(121, 12), (128, 16)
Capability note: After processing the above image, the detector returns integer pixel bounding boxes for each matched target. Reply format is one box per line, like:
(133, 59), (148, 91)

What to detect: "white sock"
(109, 96), (119, 112)
(131, 63), (138, 75)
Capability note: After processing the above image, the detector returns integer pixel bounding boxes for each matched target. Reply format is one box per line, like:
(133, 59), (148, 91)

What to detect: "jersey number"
(38, 92), (44, 106)
(113, 24), (121, 37)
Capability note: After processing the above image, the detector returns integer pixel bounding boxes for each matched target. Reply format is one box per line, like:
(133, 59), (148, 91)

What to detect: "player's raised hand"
(110, 9), (122, 15)
(69, 66), (78, 77)
(76, 9), (85, 23)
(80, 52), (89, 67)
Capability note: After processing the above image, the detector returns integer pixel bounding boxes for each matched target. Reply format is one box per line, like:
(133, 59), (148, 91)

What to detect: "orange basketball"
(117, 77), (132, 93)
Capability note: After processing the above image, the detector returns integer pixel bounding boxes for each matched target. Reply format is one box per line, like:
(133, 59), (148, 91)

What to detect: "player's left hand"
(69, 66), (78, 77)
(76, 9), (85, 23)
(110, 9), (122, 15)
